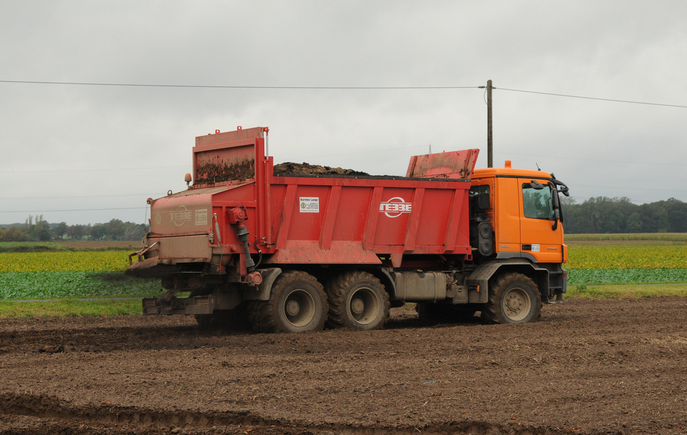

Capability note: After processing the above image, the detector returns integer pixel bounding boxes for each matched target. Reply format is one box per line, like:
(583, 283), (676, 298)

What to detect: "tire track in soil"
(0, 392), (564, 435)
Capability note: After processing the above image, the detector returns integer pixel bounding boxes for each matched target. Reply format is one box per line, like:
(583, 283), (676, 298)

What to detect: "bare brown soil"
(1, 298), (686, 434)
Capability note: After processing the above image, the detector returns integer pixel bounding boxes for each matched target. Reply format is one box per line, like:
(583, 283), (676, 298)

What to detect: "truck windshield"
(523, 184), (554, 220)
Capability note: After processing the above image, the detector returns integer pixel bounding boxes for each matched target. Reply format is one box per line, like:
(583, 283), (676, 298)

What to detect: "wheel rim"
(502, 287), (532, 322)
(283, 288), (316, 327)
(348, 287), (380, 325)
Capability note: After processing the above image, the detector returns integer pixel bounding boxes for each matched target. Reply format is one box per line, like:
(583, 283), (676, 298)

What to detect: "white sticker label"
(299, 197), (320, 213)
(195, 209), (208, 226)
(531, 244), (540, 252)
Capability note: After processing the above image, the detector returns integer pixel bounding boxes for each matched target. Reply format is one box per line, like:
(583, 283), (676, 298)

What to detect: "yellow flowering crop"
(0, 251), (131, 273)
(567, 245), (687, 270)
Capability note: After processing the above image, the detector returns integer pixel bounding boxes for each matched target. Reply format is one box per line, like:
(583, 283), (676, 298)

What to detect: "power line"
(0, 79), (478, 90)
(3, 79), (686, 108)
(497, 87), (687, 109)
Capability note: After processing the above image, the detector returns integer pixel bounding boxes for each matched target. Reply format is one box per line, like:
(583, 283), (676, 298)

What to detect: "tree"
(123, 222), (147, 241)
(53, 222), (69, 240)
(561, 197), (687, 234)
(665, 198), (687, 232)
(67, 224), (90, 240)
(105, 219), (125, 241)
(90, 224), (107, 241)
(626, 212), (643, 233)
(3, 226), (25, 242)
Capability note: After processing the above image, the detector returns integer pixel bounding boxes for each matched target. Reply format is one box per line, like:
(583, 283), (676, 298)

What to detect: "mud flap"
(466, 262), (502, 304)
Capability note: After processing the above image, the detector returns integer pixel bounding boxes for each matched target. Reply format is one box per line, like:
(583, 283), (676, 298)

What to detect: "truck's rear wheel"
(482, 272), (541, 324)
(248, 271), (328, 333)
(325, 271), (390, 330)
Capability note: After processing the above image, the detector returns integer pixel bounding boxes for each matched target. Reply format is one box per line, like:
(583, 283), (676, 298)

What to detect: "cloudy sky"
(1, 1), (686, 226)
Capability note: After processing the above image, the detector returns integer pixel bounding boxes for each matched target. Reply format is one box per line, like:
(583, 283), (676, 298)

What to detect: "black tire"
(325, 271), (390, 330)
(416, 303), (477, 324)
(248, 271), (328, 333)
(481, 272), (542, 324)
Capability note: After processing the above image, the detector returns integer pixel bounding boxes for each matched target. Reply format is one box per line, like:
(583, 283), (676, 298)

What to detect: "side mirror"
(477, 191), (490, 210)
(470, 186), (491, 211)
(530, 180), (545, 190)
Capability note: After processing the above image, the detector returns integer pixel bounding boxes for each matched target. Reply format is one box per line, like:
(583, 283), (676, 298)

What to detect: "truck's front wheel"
(325, 271), (390, 330)
(248, 271), (328, 333)
(482, 272), (541, 324)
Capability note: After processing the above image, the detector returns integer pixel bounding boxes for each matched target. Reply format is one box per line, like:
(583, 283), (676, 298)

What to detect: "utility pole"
(479, 80), (493, 167)
(486, 80), (493, 168)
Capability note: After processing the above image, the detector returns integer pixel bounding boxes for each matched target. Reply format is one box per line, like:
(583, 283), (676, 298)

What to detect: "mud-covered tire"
(481, 272), (542, 324)
(248, 271), (328, 333)
(416, 303), (477, 324)
(325, 271), (390, 330)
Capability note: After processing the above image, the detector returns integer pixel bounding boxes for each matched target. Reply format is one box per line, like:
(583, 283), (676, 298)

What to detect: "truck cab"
(468, 160), (569, 310)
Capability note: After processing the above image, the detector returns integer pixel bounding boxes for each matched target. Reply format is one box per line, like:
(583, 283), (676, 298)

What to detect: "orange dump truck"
(127, 126), (569, 332)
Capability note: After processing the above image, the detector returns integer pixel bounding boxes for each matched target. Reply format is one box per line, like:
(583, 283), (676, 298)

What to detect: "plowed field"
(1, 297), (686, 434)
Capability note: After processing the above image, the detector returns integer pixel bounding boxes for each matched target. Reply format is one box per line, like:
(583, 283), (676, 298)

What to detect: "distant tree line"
(0, 215), (148, 242)
(561, 197), (687, 234)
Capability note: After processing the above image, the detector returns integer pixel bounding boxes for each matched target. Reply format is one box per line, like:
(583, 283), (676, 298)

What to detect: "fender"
(466, 259), (551, 303)
(243, 268), (282, 301)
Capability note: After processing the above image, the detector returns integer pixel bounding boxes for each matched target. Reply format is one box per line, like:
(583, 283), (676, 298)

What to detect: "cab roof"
(472, 161), (554, 181)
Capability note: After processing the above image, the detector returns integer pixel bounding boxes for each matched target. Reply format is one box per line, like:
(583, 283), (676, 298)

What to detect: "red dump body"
(145, 127), (479, 273)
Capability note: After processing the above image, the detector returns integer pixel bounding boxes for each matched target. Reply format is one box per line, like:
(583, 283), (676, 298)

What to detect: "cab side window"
(522, 184), (554, 220)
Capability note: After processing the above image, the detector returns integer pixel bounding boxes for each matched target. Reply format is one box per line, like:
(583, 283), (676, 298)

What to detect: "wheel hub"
(505, 294), (523, 313)
(502, 287), (532, 322)
(350, 297), (364, 315)
(286, 299), (301, 317)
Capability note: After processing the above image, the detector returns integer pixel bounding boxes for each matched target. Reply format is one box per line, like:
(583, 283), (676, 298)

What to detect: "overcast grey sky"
(2, 1), (686, 225)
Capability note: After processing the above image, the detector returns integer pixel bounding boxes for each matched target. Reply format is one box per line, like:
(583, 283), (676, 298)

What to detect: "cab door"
(519, 179), (565, 264)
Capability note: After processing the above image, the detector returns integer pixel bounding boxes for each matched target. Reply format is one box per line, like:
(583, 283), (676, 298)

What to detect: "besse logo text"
(379, 197), (412, 218)
(170, 205), (192, 226)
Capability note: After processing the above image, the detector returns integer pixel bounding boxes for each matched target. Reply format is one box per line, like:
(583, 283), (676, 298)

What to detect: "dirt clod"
(37, 344), (64, 354)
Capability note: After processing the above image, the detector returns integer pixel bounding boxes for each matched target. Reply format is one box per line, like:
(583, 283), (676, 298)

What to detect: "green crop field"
(566, 244), (687, 284)
(0, 249), (160, 301)
(564, 234), (687, 298)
